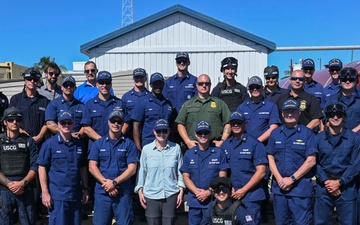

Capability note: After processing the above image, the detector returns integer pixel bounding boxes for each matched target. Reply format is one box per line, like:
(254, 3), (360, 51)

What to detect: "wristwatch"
(290, 175), (296, 182)
(23, 180), (29, 187)
(112, 180), (118, 187)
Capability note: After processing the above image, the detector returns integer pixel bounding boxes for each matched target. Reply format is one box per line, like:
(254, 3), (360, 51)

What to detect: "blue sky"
(1, 0), (359, 77)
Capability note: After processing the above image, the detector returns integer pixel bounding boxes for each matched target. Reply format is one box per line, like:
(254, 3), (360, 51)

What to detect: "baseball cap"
(302, 59), (315, 68)
(230, 111), (245, 122)
(264, 66), (279, 77)
(209, 177), (232, 189)
(282, 99), (299, 111)
(22, 67), (41, 79)
(150, 72), (164, 83)
(247, 76), (263, 87)
(133, 68), (147, 78)
(96, 71), (112, 81)
(58, 110), (73, 122)
(175, 52), (190, 60)
(328, 58), (343, 69)
(108, 110), (124, 121)
(62, 76), (76, 86)
(195, 121), (211, 133)
(3, 107), (22, 119)
(154, 119), (169, 130)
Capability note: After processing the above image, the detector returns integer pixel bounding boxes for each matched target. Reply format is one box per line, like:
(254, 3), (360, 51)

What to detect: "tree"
(33, 56), (68, 73)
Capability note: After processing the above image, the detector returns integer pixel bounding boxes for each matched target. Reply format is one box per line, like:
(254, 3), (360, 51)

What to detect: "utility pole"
(122, 0), (134, 28)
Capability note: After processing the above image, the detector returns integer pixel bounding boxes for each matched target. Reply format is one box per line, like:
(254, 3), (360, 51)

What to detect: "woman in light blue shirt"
(135, 119), (185, 225)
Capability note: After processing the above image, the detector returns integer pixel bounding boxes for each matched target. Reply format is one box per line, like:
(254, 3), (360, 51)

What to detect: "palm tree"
(33, 56), (68, 73)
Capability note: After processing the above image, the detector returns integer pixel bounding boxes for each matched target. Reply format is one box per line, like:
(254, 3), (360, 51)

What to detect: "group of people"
(0, 52), (359, 225)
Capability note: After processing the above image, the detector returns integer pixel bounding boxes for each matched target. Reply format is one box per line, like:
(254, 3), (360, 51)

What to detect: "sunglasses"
(249, 85), (261, 90)
(109, 118), (123, 124)
(25, 77), (39, 82)
(60, 120), (73, 126)
(63, 82), (75, 88)
(230, 121), (243, 126)
(196, 130), (210, 136)
(290, 77), (305, 82)
(197, 82), (211, 86)
(340, 78), (356, 83)
(7, 117), (22, 123)
(326, 111), (345, 119)
(214, 187), (230, 194)
(48, 72), (60, 77)
(155, 129), (169, 134)
(84, 69), (96, 74)
(98, 80), (112, 85)
(265, 76), (277, 80)
(176, 59), (188, 64)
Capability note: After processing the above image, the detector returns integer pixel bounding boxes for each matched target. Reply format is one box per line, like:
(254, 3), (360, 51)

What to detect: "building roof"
(80, 4), (276, 55)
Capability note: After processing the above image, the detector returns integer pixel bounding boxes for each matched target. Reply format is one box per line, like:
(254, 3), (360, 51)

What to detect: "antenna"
(122, 0), (134, 28)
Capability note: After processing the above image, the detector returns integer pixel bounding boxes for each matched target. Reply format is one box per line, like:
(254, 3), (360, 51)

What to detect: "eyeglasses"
(48, 72), (60, 77)
(214, 187), (230, 194)
(290, 77), (305, 82)
(176, 59), (188, 64)
(60, 120), (73, 126)
(265, 76), (277, 80)
(249, 85), (261, 90)
(98, 80), (112, 85)
(109, 118), (123, 124)
(7, 117), (22, 123)
(339, 67), (358, 79)
(197, 82), (211, 86)
(326, 111), (345, 119)
(84, 69), (96, 74)
(25, 77), (39, 82)
(230, 121), (243, 126)
(155, 129), (168, 134)
(340, 78), (356, 83)
(63, 82), (75, 88)
(196, 130), (210, 136)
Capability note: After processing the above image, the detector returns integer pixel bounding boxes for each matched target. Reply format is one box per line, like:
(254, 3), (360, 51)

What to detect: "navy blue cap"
(3, 107), (22, 119)
(302, 59), (315, 68)
(133, 68), (147, 77)
(58, 110), (73, 121)
(247, 76), (263, 87)
(150, 72), (164, 83)
(210, 176), (232, 189)
(62, 76), (76, 86)
(175, 52), (190, 60)
(230, 111), (245, 122)
(328, 58), (343, 69)
(108, 110), (124, 121)
(282, 99), (299, 111)
(195, 121), (211, 132)
(23, 67), (41, 79)
(154, 119), (169, 130)
(96, 71), (112, 81)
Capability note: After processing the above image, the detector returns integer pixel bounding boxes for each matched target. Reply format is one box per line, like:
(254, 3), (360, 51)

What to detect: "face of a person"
(289, 71), (305, 90)
(196, 75), (211, 95)
(282, 109), (300, 124)
(134, 76), (146, 88)
(24, 76), (39, 90)
(96, 80), (112, 95)
(61, 82), (76, 96)
(223, 66), (237, 80)
(329, 67), (341, 80)
(230, 120), (245, 134)
(195, 129), (211, 144)
(150, 81), (164, 95)
(248, 85), (263, 98)
(46, 67), (60, 85)
(4, 117), (22, 132)
(214, 187), (231, 202)
(265, 76), (278, 87)
(153, 129), (169, 142)
(327, 111), (345, 128)
(176, 57), (190, 72)
(341, 77), (356, 91)
(58, 119), (74, 134)
(108, 117), (123, 133)
(84, 63), (98, 83)
(302, 67), (314, 78)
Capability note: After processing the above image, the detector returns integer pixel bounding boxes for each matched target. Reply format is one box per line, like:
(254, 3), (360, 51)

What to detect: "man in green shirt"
(176, 74), (231, 149)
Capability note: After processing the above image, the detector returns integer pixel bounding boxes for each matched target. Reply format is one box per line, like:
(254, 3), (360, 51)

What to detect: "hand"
(32, 135), (42, 143)
(195, 188), (210, 202)
(8, 181), (24, 195)
(19, 128), (30, 136)
(42, 192), (52, 208)
(108, 189), (118, 197)
(185, 140), (197, 149)
(82, 190), (89, 203)
(176, 189), (184, 209)
(138, 189), (147, 209)
(324, 180), (341, 193)
(278, 177), (293, 191)
(329, 189), (341, 197)
(101, 179), (117, 193)
(232, 188), (247, 200)
(213, 140), (224, 147)
(72, 132), (81, 139)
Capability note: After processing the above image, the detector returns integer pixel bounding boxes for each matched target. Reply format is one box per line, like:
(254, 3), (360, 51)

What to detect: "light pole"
(318, 58), (322, 70)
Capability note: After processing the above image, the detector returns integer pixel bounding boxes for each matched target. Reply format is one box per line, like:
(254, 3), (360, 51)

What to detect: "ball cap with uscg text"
(3, 107), (22, 119)
(154, 119), (169, 130)
(302, 59), (315, 68)
(195, 121), (211, 133)
(96, 71), (112, 81)
(175, 52), (190, 60)
(150, 72), (164, 83)
(62, 76), (76, 86)
(328, 58), (343, 69)
(282, 99), (299, 111)
(210, 176), (232, 189)
(108, 110), (124, 121)
(247, 76), (263, 87)
(133, 68), (147, 78)
(58, 110), (73, 122)
(230, 111), (245, 122)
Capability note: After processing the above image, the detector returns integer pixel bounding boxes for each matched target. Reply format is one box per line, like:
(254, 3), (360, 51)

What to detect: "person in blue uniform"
(301, 58), (324, 105)
(322, 59), (343, 107)
(45, 76), (85, 137)
(37, 110), (89, 225)
(314, 103), (360, 225)
(163, 52), (197, 114)
(9, 67), (49, 144)
(88, 110), (139, 225)
(325, 67), (360, 133)
(221, 111), (268, 225)
(263, 65), (288, 104)
(180, 121), (229, 225)
(122, 68), (150, 140)
(131, 72), (175, 150)
(0, 108), (38, 225)
(81, 70), (127, 149)
(237, 76), (281, 143)
(209, 176), (255, 225)
(211, 57), (249, 112)
(267, 99), (317, 225)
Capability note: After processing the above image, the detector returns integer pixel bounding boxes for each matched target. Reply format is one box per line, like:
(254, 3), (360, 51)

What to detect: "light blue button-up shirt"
(134, 140), (185, 199)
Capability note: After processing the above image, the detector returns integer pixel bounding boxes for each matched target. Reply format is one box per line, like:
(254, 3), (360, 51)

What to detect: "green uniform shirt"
(175, 96), (231, 141)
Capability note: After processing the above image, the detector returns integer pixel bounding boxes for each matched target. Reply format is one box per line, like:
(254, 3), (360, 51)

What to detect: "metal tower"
(122, 0), (134, 28)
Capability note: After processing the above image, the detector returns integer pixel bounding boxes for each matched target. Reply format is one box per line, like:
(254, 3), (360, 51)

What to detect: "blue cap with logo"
(108, 110), (124, 121)
(62, 76), (76, 86)
(97, 71), (112, 81)
(195, 121), (211, 132)
(328, 58), (343, 69)
(58, 110), (73, 121)
(150, 72), (164, 83)
(175, 52), (190, 60)
(282, 99), (299, 111)
(133, 68), (147, 78)
(230, 111), (245, 122)
(302, 59), (315, 68)
(247, 76), (263, 87)
(154, 119), (169, 130)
